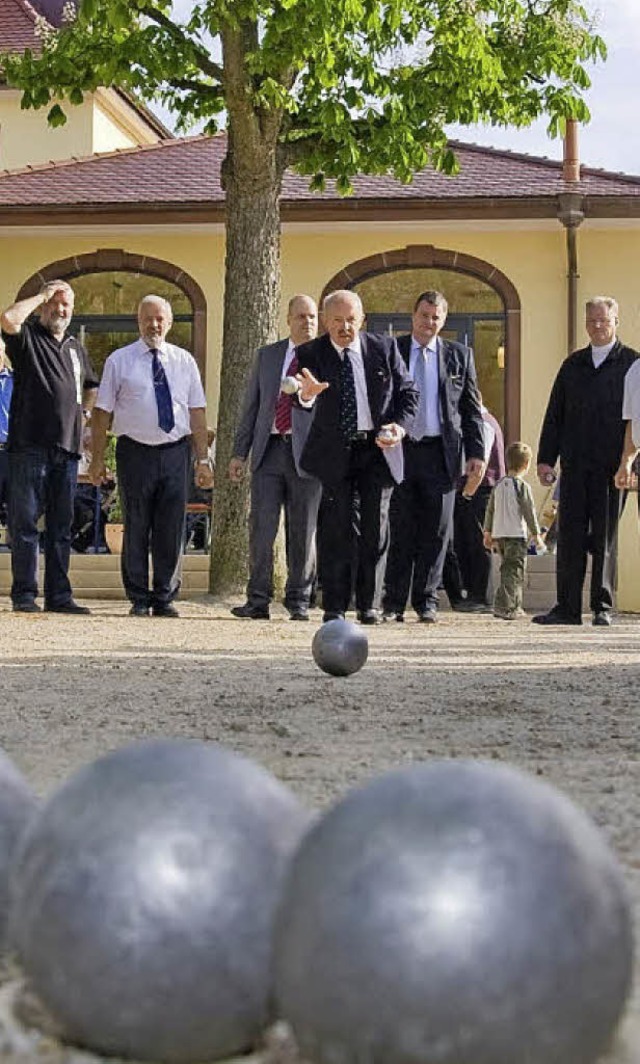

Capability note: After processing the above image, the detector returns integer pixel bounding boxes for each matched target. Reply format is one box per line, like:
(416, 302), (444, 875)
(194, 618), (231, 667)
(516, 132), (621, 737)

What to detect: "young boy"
(483, 442), (545, 620)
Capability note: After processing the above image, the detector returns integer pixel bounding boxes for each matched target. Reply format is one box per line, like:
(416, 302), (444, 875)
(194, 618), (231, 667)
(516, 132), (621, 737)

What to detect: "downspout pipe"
(558, 120), (584, 353)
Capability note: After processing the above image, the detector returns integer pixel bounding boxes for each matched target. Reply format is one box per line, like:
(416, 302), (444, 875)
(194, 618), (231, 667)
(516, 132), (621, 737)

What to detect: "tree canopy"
(7, 0), (604, 188)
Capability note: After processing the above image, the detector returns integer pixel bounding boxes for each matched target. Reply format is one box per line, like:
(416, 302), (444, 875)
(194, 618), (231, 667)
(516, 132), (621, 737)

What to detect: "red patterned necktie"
(274, 353), (298, 434)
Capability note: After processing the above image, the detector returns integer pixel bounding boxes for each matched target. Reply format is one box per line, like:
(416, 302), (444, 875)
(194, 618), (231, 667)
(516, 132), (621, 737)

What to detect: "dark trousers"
(117, 435), (190, 608)
(383, 438), (455, 615)
(8, 446), (78, 607)
(247, 436), (322, 610)
(556, 467), (620, 620)
(453, 486), (492, 604)
(0, 448), (9, 525)
(320, 440), (393, 615)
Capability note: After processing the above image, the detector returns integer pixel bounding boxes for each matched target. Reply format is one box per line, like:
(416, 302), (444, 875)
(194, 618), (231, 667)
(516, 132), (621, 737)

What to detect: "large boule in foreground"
(312, 619), (368, 676)
(9, 738), (309, 1063)
(274, 760), (633, 1064)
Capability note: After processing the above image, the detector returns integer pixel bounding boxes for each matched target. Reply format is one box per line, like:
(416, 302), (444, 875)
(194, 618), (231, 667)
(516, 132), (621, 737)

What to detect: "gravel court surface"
(0, 596), (638, 1062)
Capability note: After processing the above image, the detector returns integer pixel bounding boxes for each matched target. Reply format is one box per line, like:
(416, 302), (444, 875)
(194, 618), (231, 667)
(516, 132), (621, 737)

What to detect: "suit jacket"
(232, 338), (314, 477)
(537, 340), (639, 475)
(297, 331), (418, 486)
(397, 334), (485, 482)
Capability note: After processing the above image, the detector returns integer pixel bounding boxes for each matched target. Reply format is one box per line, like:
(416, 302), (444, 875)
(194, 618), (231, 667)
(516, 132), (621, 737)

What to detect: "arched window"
(71, 272), (193, 377)
(357, 268), (505, 428)
(17, 250), (207, 380)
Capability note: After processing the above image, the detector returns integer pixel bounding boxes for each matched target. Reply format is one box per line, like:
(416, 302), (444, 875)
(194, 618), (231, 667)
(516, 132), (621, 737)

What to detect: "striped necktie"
(274, 353), (298, 435)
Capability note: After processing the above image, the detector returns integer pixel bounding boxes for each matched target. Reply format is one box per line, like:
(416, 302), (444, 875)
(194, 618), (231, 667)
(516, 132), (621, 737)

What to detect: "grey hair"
(138, 294), (173, 319)
(322, 289), (363, 316)
(586, 296), (618, 317)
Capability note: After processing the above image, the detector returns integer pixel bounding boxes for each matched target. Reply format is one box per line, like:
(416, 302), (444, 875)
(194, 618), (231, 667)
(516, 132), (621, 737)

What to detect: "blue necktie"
(151, 348), (175, 433)
(339, 349), (358, 440)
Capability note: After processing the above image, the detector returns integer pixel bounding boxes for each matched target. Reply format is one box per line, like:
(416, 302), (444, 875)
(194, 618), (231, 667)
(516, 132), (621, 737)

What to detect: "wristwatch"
(195, 458), (213, 469)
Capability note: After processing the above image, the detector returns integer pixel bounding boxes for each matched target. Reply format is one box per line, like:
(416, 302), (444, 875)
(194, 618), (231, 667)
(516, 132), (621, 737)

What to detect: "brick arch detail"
(321, 245), (521, 441)
(17, 249), (207, 377)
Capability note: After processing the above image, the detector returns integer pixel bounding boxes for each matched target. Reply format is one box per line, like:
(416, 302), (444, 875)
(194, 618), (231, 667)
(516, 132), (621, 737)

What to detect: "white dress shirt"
(623, 359), (640, 448)
(96, 338), (206, 445)
(330, 337), (373, 430)
(409, 337), (441, 437)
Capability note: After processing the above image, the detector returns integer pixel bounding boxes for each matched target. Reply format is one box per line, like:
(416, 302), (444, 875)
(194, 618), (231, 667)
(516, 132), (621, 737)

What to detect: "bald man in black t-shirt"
(0, 281), (98, 613)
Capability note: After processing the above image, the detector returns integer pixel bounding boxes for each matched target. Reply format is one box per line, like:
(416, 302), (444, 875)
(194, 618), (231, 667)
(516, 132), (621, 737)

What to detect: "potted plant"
(103, 435), (124, 554)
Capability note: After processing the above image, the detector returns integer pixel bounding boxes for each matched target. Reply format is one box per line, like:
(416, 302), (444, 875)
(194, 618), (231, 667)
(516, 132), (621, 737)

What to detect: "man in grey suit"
(229, 295), (321, 621)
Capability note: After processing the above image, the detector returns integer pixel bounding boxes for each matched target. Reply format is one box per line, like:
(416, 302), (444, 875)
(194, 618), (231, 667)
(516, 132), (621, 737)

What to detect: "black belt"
(0, 443), (6, 451)
(271, 433), (292, 444)
(347, 430), (376, 443)
(407, 435), (442, 445)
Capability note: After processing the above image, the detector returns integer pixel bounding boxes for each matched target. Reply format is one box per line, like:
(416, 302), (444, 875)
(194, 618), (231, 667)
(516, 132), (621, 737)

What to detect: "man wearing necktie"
(382, 290), (485, 623)
(296, 290), (418, 624)
(229, 294), (322, 621)
(89, 295), (213, 618)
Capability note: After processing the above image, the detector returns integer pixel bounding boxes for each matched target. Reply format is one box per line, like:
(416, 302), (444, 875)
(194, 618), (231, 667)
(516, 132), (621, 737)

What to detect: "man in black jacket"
(382, 290), (485, 623)
(296, 290), (418, 624)
(534, 296), (638, 626)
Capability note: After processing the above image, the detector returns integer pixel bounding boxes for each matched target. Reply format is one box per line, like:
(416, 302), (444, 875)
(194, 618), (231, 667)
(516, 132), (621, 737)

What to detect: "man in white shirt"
(229, 294), (321, 621)
(89, 295), (213, 618)
(536, 296), (638, 626)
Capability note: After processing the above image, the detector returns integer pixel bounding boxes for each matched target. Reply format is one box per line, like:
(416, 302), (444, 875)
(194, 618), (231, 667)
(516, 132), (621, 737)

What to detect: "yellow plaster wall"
(0, 91), (93, 170)
(2, 220), (640, 607)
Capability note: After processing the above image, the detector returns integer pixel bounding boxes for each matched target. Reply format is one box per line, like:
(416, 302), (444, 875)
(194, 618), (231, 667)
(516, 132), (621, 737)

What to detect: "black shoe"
(593, 611), (612, 627)
(45, 600), (91, 615)
(231, 603), (270, 620)
(382, 611), (405, 623)
(289, 608), (309, 621)
(12, 601), (41, 613)
(129, 604), (150, 617)
(357, 609), (381, 625)
(417, 609), (438, 624)
(532, 609), (582, 626)
(152, 604), (180, 618)
(322, 611), (345, 623)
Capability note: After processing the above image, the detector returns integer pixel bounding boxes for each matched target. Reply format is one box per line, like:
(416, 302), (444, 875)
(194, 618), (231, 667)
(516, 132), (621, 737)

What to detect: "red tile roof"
(0, 0), (43, 54)
(0, 133), (638, 213)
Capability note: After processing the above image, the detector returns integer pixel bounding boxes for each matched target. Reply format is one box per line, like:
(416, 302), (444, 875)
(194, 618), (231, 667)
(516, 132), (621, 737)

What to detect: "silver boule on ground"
(274, 759), (633, 1064)
(311, 619), (368, 677)
(8, 738), (310, 1063)
(0, 749), (37, 944)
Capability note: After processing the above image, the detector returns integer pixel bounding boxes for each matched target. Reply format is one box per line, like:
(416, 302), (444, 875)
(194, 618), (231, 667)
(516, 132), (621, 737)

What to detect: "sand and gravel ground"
(0, 596), (638, 1063)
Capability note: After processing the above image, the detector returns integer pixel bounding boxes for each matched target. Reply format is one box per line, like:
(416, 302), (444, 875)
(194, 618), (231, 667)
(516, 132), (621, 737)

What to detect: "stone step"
(0, 552), (209, 599)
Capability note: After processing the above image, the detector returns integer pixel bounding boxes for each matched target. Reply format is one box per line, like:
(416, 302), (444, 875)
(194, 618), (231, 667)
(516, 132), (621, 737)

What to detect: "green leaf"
(47, 103), (68, 127)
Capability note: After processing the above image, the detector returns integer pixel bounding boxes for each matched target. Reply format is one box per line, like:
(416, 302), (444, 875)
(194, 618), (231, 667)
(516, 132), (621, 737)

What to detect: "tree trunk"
(209, 138), (283, 595)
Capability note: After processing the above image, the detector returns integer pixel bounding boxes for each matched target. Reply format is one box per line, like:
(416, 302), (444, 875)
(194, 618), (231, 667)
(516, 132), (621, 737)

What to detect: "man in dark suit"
(535, 296), (638, 627)
(230, 294), (322, 621)
(296, 289), (418, 624)
(382, 290), (485, 623)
